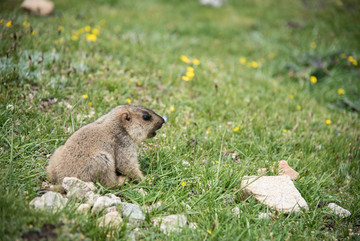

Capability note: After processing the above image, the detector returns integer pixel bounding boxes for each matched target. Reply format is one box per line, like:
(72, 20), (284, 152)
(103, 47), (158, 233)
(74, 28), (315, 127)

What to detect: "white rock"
(189, 222), (198, 229)
(199, 0), (224, 7)
(153, 214), (187, 234)
(30, 191), (67, 212)
(20, 0), (54, 16)
(120, 203), (145, 221)
(241, 176), (308, 213)
(232, 206), (241, 218)
(84, 191), (101, 206)
(62, 177), (97, 200)
(326, 203), (351, 218)
(77, 203), (91, 213)
(98, 211), (123, 228)
(135, 188), (148, 196)
(258, 212), (272, 219)
(92, 195), (122, 213)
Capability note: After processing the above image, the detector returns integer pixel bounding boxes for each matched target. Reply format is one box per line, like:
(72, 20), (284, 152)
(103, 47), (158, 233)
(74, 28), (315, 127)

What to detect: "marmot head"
(118, 105), (165, 144)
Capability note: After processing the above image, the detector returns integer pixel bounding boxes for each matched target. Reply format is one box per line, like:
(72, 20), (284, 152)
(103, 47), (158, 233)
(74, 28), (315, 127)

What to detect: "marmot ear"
(121, 112), (131, 122)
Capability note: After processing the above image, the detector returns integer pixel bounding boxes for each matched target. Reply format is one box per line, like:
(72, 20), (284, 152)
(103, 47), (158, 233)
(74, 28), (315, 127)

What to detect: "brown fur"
(47, 105), (164, 188)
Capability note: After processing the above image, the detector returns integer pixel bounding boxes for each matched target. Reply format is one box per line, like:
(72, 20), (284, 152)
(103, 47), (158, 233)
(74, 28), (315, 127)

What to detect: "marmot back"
(47, 105), (165, 187)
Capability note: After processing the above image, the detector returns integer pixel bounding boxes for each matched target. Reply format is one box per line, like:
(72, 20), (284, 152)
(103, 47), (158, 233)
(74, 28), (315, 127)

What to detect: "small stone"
(258, 212), (272, 219)
(20, 0), (54, 16)
(189, 222), (198, 229)
(232, 206), (241, 218)
(241, 176), (308, 213)
(153, 214), (187, 235)
(278, 160), (299, 180)
(257, 168), (267, 175)
(120, 203), (145, 221)
(84, 191), (101, 206)
(62, 177), (97, 200)
(77, 203), (90, 213)
(134, 188), (148, 196)
(126, 228), (141, 241)
(29, 191), (67, 212)
(92, 195), (122, 213)
(98, 212), (123, 228)
(326, 203), (351, 218)
(199, 0), (224, 7)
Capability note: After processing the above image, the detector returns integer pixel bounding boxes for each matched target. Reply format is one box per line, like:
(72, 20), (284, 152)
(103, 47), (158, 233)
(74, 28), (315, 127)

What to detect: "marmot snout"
(47, 105), (165, 188)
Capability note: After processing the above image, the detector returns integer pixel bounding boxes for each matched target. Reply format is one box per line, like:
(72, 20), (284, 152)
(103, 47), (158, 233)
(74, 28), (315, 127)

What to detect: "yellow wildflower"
(348, 56), (358, 66)
(216, 161), (219, 164)
(337, 88), (345, 95)
(187, 66), (194, 72)
(199, 182), (202, 185)
(296, 105), (301, 110)
(88, 102), (92, 106)
(22, 20), (30, 28)
(186, 71), (195, 79)
(6, 20), (12, 27)
(136, 81), (142, 86)
(71, 35), (79, 41)
(57, 26), (64, 32)
(86, 33), (97, 42)
(310, 42), (317, 49)
(192, 58), (200, 66)
(206, 129), (212, 134)
(282, 129), (287, 133)
(233, 126), (240, 132)
(207, 230), (212, 235)
(268, 53), (275, 59)
(82, 94), (88, 99)
(289, 94), (294, 99)
(182, 76), (190, 81)
(180, 55), (190, 64)
(92, 28), (100, 35)
(126, 98), (131, 104)
(239, 57), (246, 64)
(325, 119), (331, 125)
(310, 76), (317, 83)
(170, 106), (175, 112)
(181, 182), (186, 187)
(185, 121), (190, 125)
(0, 19), (4, 24)
(352, 60), (358, 66)
(251, 61), (258, 68)
(84, 25), (91, 32)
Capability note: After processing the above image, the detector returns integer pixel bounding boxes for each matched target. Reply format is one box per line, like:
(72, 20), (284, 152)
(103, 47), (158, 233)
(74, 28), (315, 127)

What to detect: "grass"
(0, 0), (359, 240)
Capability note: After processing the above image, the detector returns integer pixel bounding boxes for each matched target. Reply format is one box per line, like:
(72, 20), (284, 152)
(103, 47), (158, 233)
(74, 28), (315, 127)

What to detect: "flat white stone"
(153, 214), (187, 234)
(241, 176), (308, 213)
(98, 212), (123, 228)
(20, 0), (54, 16)
(62, 177), (97, 200)
(327, 203), (351, 218)
(30, 191), (67, 212)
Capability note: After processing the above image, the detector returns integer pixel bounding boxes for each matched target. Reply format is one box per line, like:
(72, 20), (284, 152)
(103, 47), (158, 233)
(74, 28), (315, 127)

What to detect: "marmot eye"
(142, 115), (151, 121)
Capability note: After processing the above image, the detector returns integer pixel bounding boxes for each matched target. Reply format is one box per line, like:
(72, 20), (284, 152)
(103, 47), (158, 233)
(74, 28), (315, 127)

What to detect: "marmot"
(47, 105), (165, 188)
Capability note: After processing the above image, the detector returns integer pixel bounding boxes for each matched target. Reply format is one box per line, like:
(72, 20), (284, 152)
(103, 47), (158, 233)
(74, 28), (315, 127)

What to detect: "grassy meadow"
(0, 0), (359, 240)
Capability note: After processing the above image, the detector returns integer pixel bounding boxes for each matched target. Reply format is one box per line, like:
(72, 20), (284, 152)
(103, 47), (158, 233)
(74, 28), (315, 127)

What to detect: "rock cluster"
(21, 0), (54, 16)
(29, 177), (196, 234)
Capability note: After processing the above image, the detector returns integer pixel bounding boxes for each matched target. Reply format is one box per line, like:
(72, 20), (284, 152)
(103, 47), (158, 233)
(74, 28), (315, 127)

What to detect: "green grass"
(1, 0), (359, 240)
